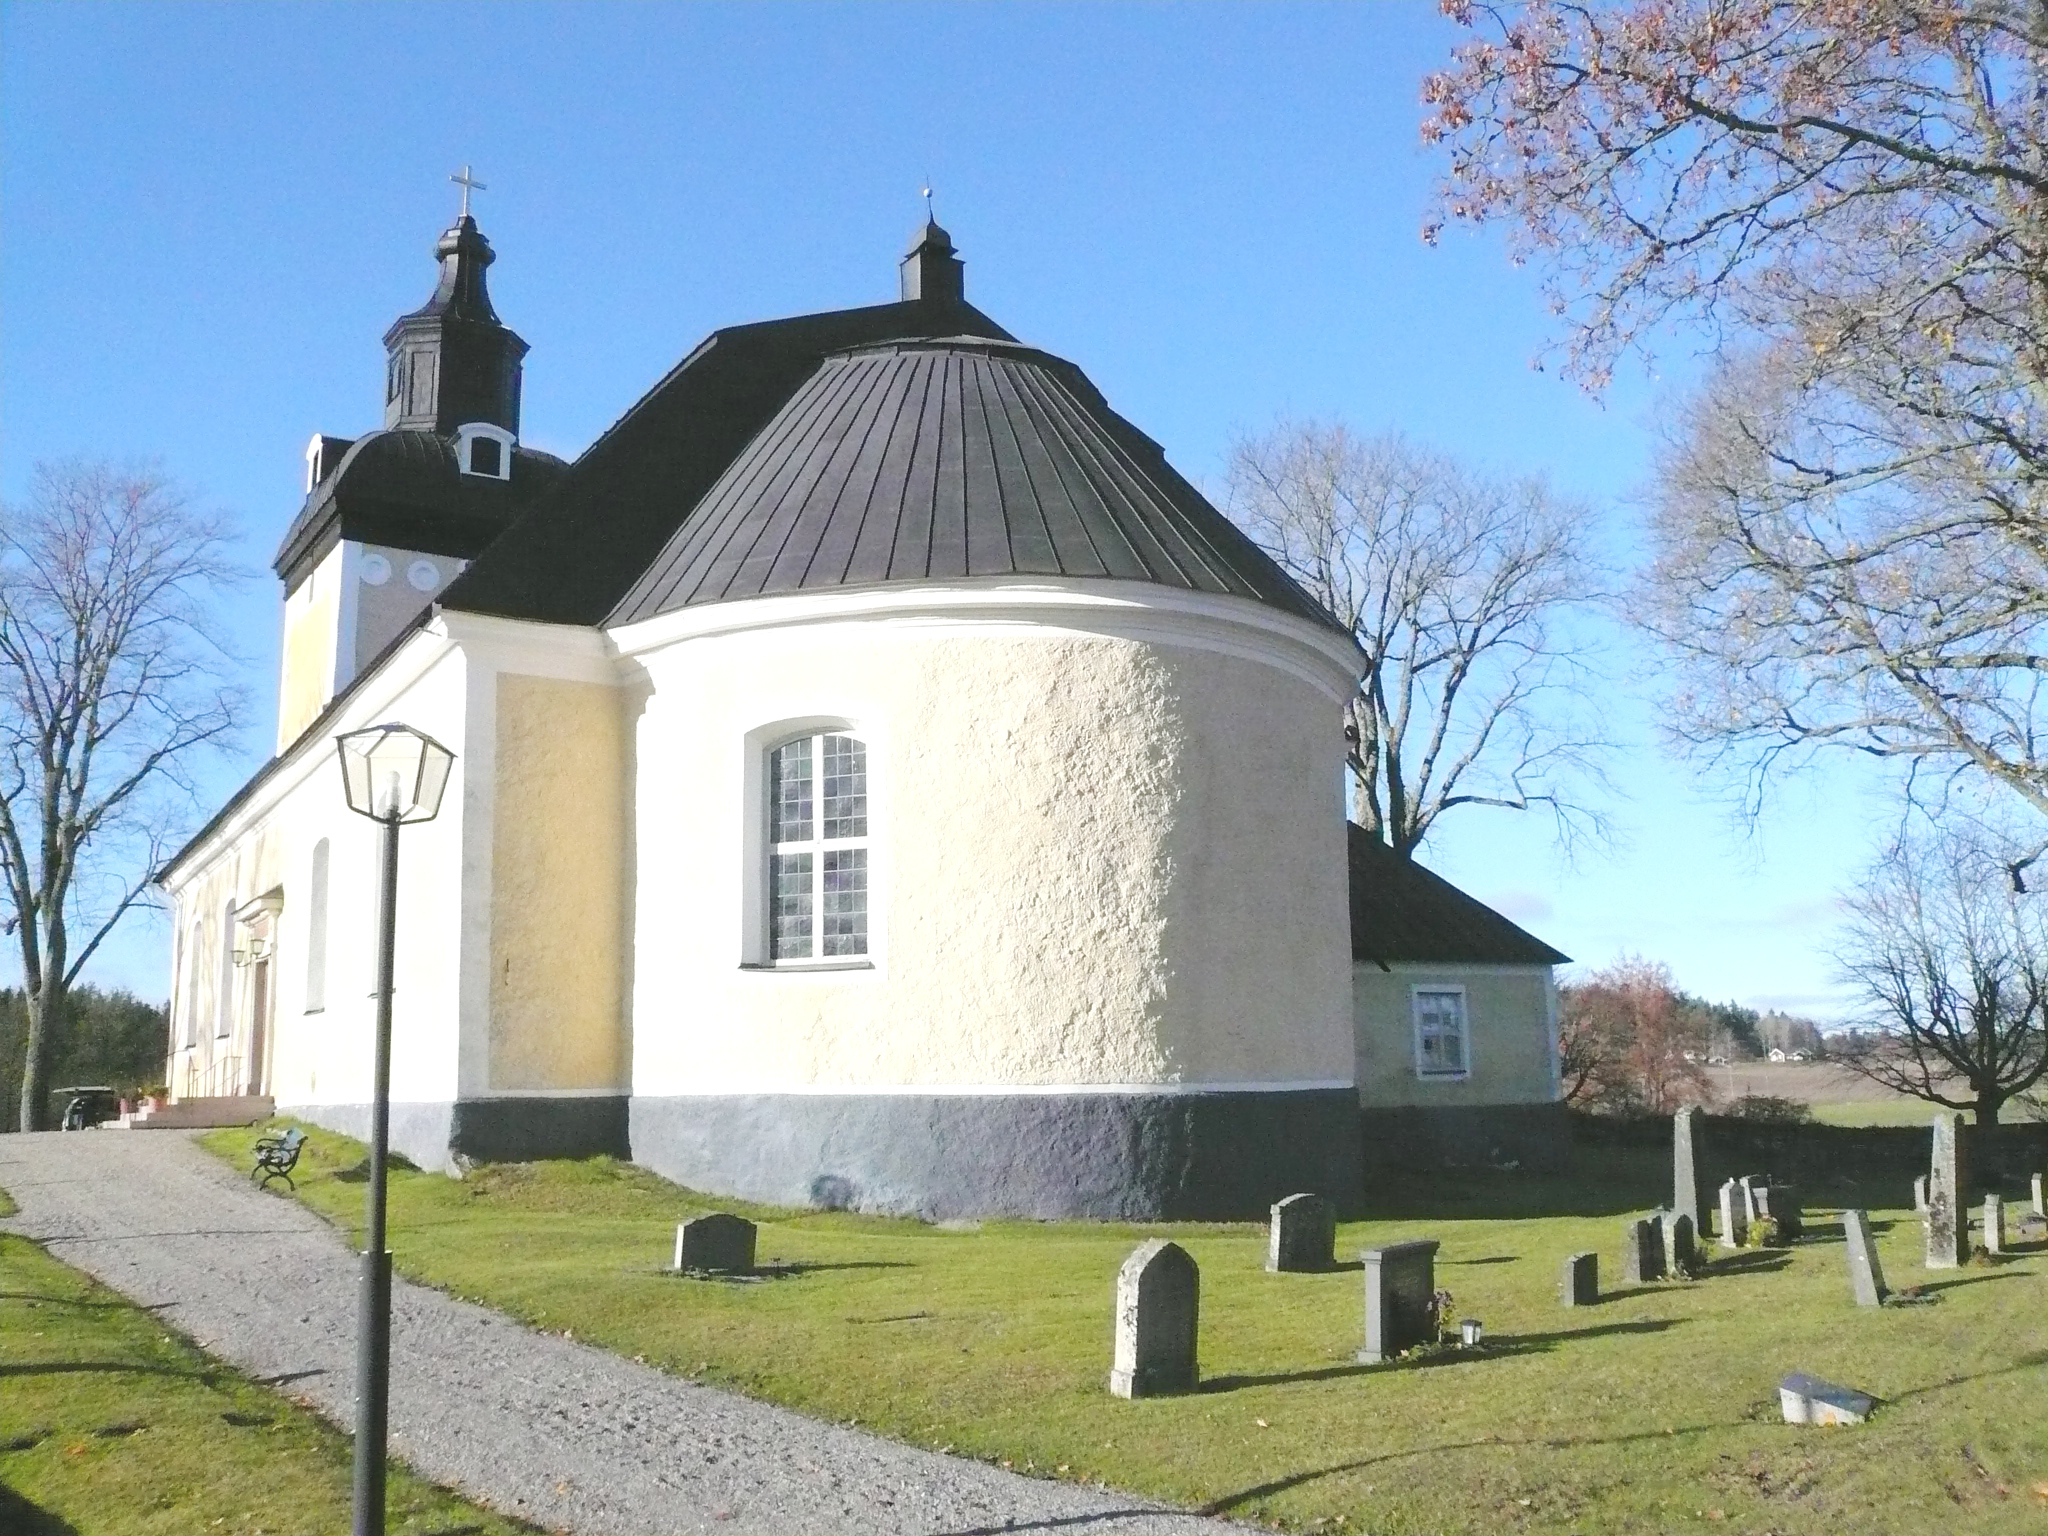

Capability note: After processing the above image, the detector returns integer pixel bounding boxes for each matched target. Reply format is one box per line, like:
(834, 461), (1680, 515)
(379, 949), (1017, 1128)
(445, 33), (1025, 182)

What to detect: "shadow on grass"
(1701, 1250), (1795, 1277)
(1917, 1269), (2032, 1295)
(0, 1483), (78, 1536)
(1441, 1255), (1517, 1266)
(660, 1259), (914, 1284)
(0, 1291), (173, 1311)
(0, 1359), (211, 1383)
(1886, 1350), (2048, 1403)
(1201, 1319), (1684, 1393)
(1197, 1415), (1734, 1515)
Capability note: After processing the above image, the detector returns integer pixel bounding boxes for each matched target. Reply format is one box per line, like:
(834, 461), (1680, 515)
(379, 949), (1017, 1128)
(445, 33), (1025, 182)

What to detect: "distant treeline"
(0, 987), (169, 1131)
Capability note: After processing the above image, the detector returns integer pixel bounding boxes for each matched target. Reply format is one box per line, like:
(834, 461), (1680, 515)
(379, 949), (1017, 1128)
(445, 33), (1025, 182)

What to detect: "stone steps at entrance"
(116, 1094), (274, 1129)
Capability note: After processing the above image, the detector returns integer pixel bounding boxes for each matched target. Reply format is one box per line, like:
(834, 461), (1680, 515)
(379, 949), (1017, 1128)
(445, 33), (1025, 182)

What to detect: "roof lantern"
(381, 213), (529, 436)
(899, 219), (965, 303)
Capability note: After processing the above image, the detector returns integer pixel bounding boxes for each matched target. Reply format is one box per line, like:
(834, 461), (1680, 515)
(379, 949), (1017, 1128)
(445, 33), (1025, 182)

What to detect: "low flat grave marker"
(1925, 1113), (1968, 1270)
(1779, 1371), (1875, 1426)
(1842, 1209), (1888, 1307)
(1109, 1240), (1199, 1398)
(1718, 1180), (1749, 1250)
(1983, 1194), (2006, 1257)
(1266, 1192), (1335, 1273)
(672, 1213), (757, 1273)
(1561, 1251), (1597, 1307)
(1357, 1239), (1441, 1364)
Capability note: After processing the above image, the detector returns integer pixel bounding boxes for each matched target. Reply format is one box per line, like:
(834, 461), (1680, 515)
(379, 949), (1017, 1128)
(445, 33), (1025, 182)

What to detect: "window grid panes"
(1415, 990), (1468, 1077)
(768, 733), (868, 961)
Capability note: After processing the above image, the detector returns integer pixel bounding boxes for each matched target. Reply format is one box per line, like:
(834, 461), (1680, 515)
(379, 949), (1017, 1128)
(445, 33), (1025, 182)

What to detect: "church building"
(157, 208), (1567, 1217)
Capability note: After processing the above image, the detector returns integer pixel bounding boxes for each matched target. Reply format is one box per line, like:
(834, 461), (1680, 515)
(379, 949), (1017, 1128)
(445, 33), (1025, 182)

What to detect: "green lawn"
(202, 1122), (2048, 1534)
(0, 1221), (536, 1535)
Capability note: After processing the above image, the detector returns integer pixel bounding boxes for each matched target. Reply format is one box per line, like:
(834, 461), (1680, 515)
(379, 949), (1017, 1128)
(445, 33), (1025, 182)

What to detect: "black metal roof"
(607, 338), (1337, 628)
(437, 295), (1018, 626)
(1348, 822), (1569, 967)
(272, 430), (567, 586)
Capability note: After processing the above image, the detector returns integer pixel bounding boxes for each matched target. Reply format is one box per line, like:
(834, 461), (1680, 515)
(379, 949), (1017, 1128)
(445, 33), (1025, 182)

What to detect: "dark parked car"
(55, 1086), (123, 1130)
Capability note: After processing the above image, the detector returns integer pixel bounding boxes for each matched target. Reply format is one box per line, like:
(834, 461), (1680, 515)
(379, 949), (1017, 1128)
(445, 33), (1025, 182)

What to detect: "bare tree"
(0, 461), (242, 1131)
(1424, 2), (2048, 818)
(1226, 423), (1608, 857)
(1835, 824), (2048, 1125)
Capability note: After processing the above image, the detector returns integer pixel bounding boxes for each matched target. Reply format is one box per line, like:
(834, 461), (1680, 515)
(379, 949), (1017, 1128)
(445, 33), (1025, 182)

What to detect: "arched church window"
(305, 839), (330, 1013)
(767, 732), (868, 961)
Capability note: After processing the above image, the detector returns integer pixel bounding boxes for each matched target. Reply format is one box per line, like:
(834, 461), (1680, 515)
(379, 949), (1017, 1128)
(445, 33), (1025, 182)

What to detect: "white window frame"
(743, 720), (878, 971)
(1411, 984), (1472, 1081)
(454, 421), (516, 481)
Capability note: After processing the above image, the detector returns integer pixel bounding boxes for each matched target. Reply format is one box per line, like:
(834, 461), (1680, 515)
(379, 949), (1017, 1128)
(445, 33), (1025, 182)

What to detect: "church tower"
(270, 206), (564, 753)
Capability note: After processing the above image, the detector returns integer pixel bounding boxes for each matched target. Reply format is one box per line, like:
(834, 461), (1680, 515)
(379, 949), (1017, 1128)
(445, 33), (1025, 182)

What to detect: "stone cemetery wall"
(1572, 1111), (2048, 1198)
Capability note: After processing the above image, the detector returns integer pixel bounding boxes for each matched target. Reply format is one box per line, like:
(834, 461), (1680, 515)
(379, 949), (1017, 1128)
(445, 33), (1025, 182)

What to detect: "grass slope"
(207, 1123), (2048, 1534)
(0, 1220), (536, 1535)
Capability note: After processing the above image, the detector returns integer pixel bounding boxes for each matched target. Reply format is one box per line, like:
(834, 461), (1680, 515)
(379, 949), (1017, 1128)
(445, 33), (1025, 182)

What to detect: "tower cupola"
(899, 219), (965, 303)
(382, 214), (528, 434)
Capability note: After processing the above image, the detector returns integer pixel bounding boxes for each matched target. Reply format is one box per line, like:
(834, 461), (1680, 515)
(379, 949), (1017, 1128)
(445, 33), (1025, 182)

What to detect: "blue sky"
(1, 1), (1900, 1014)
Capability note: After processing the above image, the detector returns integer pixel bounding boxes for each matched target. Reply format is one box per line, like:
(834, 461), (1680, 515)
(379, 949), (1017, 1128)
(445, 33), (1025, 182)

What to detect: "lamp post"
(334, 722), (454, 1536)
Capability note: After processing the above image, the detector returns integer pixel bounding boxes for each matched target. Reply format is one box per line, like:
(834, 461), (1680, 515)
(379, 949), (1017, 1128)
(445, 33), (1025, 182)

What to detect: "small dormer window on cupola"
(455, 421), (515, 480)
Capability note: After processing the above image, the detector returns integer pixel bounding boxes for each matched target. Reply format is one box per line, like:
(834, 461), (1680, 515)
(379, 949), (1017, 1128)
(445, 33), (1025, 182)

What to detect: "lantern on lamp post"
(334, 722), (453, 1536)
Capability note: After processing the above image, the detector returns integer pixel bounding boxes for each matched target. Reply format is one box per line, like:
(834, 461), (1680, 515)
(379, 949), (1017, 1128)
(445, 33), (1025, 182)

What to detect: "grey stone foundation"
(282, 1095), (630, 1173)
(628, 1088), (1364, 1220)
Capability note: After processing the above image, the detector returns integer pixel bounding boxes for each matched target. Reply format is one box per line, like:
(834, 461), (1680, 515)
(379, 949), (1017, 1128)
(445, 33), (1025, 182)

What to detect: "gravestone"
(1740, 1174), (1768, 1227)
(1913, 1175), (1928, 1213)
(1266, 1192), (1335, 1273)
(1673, 1106), (1707, 1240)
(1925, 1113), (1968, 1270)
(1357, 1239), (1441, 1363)
(1660, 1210), (1698, 1276)
(1983, 1194), (2005, 1257)
(673, 1213), (757, 1273)
(1622, 1216), (1664, 1283)
(1842, 1209), (1888, 1307)
(1718, 1179), (1749, 1249)
(1109, 1240), (1199, 1398)
(2033, 1172), (2044, 1219)
(1779, 1371), (1875, 1426)
(1756, 1183), (1804, 1242)
(1561, 1251), (1598, 1307)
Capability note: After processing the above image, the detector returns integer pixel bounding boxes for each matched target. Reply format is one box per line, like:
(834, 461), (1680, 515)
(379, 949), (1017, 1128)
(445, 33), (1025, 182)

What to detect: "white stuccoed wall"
(615, 580), (1362, 1096)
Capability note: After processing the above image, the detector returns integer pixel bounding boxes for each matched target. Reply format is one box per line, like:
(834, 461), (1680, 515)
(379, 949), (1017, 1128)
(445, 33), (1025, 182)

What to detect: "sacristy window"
(766, 731), (869, 962)
(1413, 987), (1469, 1079)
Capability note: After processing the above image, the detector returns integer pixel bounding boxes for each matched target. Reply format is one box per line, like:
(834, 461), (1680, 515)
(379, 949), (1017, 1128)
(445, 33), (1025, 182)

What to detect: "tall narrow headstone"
(1740, 1174), (1767, 1227)
(1266, 1192), (1335, 1273)
(1622, 1216), (1664, 1283)
(1842, 1209), (1888, 1307)
(1913, 1175), (1928, 1213)
(1983, 1194), (2005, 1257)
(1673, 1106), (1707, 1240)
(1109, 1240), (1199, 1398)
(1561, 1251), (1598, 1307)
(1660, 1210), (1698, 1276)
(1718, 1179), (1749, 1249)
(2032, 1172), (2044, 1219)
(1356, 1239), (1441, 1363)
(1925, 1113), (1967, 1269)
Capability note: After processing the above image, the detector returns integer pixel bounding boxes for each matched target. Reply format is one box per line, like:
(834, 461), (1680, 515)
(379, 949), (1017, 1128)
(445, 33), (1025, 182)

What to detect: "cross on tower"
(450, 164), (487, 219)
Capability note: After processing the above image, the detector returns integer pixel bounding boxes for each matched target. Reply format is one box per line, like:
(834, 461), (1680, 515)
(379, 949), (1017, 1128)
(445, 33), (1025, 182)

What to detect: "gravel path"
(0, 1131), (1243, 1536)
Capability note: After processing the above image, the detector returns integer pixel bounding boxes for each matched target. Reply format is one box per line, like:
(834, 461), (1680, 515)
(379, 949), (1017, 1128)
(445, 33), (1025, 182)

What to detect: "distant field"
(1710, 1063), (1920, 1105)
